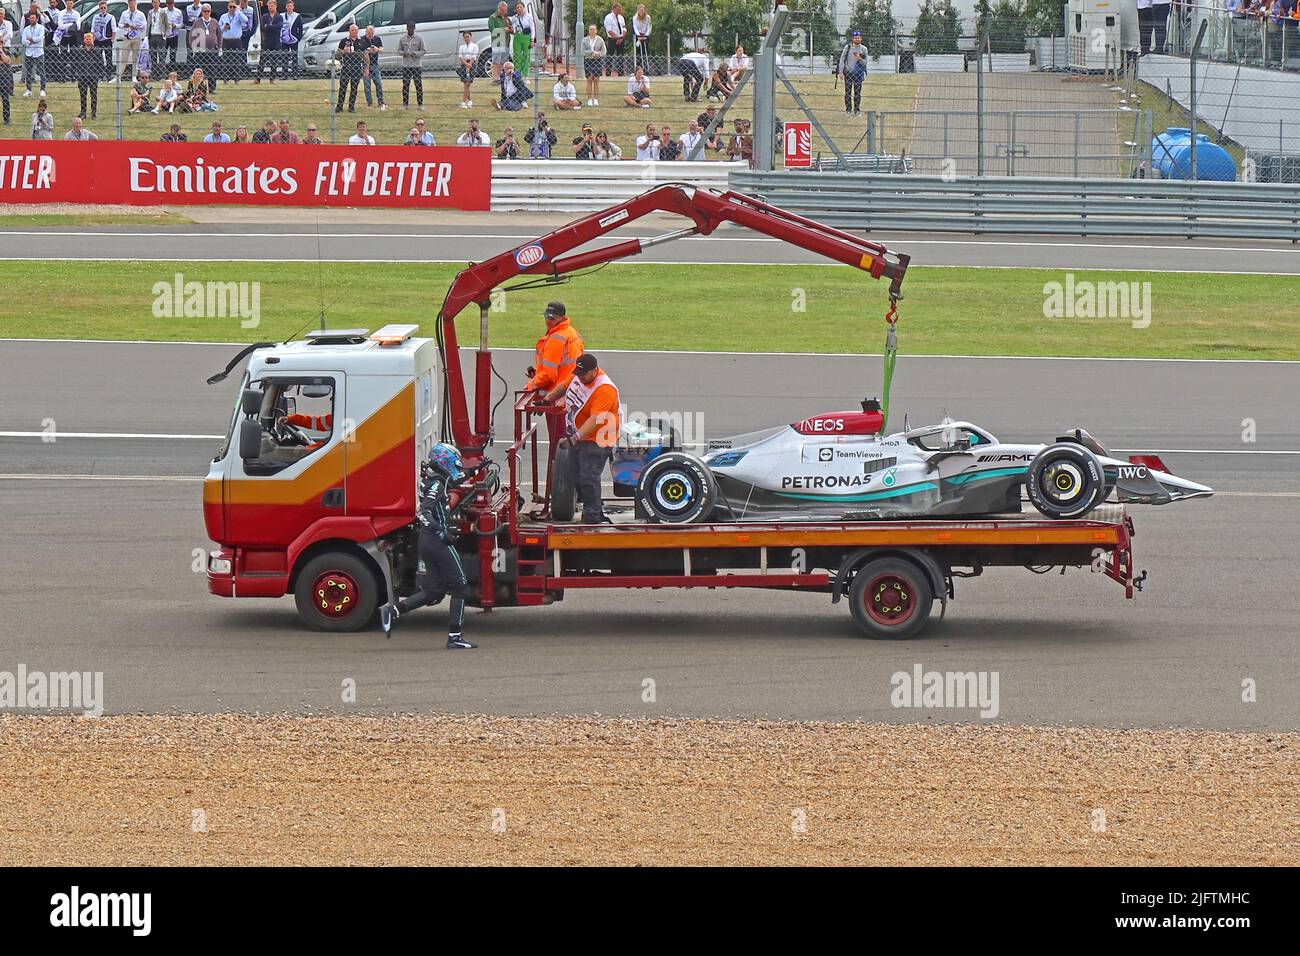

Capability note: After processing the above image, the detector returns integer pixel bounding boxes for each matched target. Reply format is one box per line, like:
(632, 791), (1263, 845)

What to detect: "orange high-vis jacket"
(285, 413), (333, 431)
(569, 369), (621, 448)
(527, 317), (585, 392)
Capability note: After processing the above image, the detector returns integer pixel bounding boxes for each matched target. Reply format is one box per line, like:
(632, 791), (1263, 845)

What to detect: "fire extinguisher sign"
(783, 121), (812, 168)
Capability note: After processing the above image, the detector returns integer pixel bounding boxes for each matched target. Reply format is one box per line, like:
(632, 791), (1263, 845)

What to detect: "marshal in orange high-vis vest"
(527, 302), (585, 393)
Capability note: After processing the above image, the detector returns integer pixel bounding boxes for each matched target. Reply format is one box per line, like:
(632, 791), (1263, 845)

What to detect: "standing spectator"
(524, 111), (556, 157)
(188, 4), (220, 79)
(593, 129), (621, 159)
(725, 118), (752, 164)
(634, 121), (657, 159)
(493, 57), (530, 111)
(552, 71), (580, 110)
(630, 3), (650, 72)
(348, 119), (374, 144)
(20, 11), (47, 100)
(580, 23), (604, 105)
(358, 22), (385, 110)
(270, 116), (298, 142)
(727, 44), (750, 82)
(656, 124), (679, 160)
(837, 30), (867, 115)
(236, 0), (256, 80)
(254, 0), (279, 82)
(622, 64), (650, 107)
(218, 1), (245, 84)
(456, 116), (490, 145)
(1151, 0), (1171, 54)
(162, 0), (183, 69)
(128, 69), (152, 110)
(64, 114), (96, 139)
(603, 3), (626, 75)
(0, 33), (12, 126)
(232, 123), (249, 141)
(251, 116), (274, 141)
(202, 119), (229, 141)
(52, 0), (82, 84)
(89, 1), (116, 81)
(31, 98), (53, 138)
(182, 65), (208, 109)
(301, 122), (322, 144)
(72, 33), (100, 118)
(509, 1), (533, 76)
(678, 47), (708, 102)
(151, 74), (178, 110)
(494, 124), (518, 157)
(487, 1), (508, 81)
(679, 119), (704, 160)
(118, 0), (147, 81)
(706, 63), (733, 101)
(0, 7), (11, 54)
(159, 120), (186, 139)
(278, 0), (302, 78)
(148, 0), (166, 71)
(572, 121), (596, 158)
(405, 22), (430, 110)
(334, 22), (361, 112)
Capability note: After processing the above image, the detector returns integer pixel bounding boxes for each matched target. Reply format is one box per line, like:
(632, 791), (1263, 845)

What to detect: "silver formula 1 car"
(628, 401), (1212, 523)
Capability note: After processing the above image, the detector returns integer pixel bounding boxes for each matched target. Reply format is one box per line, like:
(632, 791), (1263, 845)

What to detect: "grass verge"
(0, 212), (193, 227)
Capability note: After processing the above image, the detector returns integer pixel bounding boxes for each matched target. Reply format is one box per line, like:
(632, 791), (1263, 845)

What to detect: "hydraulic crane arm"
(436, 184), (910, 458)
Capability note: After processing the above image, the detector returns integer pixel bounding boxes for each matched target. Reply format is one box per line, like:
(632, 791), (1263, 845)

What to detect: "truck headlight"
(208, 551), (232, 575)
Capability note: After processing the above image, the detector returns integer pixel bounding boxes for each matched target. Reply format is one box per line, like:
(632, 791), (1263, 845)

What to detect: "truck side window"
(244, 380), (337, 474)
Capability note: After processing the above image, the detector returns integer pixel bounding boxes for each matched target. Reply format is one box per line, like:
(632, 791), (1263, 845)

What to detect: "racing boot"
(447, 633), (478, 649)
(379, 603), (400, 637)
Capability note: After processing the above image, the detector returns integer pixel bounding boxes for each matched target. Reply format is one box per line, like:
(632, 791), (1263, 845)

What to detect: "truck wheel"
(635, 452), (716, 524)
(551, 443), (578, 522)
(1026, 443), (1106, 519)
(848, 557), (933, 640)
(294, 553), (378, 632)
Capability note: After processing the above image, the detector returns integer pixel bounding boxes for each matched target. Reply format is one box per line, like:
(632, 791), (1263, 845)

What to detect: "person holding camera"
(493, 57), (530, 111)
(30, 98), (53, 138)
(572, 121), (597, 158)
(494, 125), (519, 158)
(524, 111), (557, 157)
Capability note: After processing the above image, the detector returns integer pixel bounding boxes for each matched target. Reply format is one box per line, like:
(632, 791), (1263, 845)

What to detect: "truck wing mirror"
(240, 388), (263, 417)
(238, 418), (264, 461)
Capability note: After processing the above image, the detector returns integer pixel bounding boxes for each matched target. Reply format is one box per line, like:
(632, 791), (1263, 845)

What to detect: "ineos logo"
(801, 418), (844, 432)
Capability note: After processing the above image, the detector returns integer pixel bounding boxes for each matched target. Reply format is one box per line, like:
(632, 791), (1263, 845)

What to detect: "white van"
(299, 0), (538, 77)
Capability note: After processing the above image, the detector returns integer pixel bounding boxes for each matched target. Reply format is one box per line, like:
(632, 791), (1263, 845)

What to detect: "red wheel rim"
(312, 571), (359, 619)
(864, 573), (917, 627)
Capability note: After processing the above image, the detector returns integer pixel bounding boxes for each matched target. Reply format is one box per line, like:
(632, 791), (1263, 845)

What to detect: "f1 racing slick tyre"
(635, 452), (717, 524)
(848, 557), (934, 640)
(1025, 443), (1107, 519)
(295, 552), (379, 632)
(550, 443), (578, 522)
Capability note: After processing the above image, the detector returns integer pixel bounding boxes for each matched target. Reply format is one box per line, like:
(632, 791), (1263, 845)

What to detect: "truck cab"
(204, 326), (438, 626)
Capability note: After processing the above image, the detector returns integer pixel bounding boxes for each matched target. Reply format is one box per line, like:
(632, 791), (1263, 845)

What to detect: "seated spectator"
(349, 120), (375, 145)
(572, 121), (597, 158)
(727, 45), (750, 82)
(495, 125), (519, 157)
(152, 77), (179, 113)
(182, 68), (209, 112)
(64, 116), (97, 140)
(493, 59), (531, 111)
(697, 105), (723, 148)
(270, 117), (299, 143)
(202, 120), (230, 142)
(679, 119), (704, 160)
(524, 112), (557, 157)
(634, 122), (658, 160)
(553, 71), (581, 110)
(725, 118), (753, 164)
(301, 123), (323, 144)
(129, 71), (152, 113)
(232, 124), (249, 142)
(251, 118), (275, 143)
(160, 122), (187, 141)
(707, 65), (733, 102)
(657, 124), (680, 161)
(403, 126), (424, 145)
(409, 117), (434, 144)
(593, 129), (621, 160)
(456, 117), (490, 145)
(623, 66), (651, 107)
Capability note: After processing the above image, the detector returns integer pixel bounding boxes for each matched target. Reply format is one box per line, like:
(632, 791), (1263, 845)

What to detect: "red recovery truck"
(204, 186), (1144, 639)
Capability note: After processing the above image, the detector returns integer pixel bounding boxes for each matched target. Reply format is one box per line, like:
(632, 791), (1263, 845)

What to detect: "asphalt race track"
(1, 339), (1296, 730)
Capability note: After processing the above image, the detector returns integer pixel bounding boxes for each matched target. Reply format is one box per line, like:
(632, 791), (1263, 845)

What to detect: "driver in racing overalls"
(379, 443), (477, 649)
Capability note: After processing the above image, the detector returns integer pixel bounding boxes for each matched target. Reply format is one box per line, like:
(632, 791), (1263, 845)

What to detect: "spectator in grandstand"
(656, 124), (680, 161)
(510, 1), (533, 76)
(457, 27), (478, 107)
(129, 69), (152, 112)
(359, 23), (385, 110)
(678, 47), (708, 102)
(335, 22), (362, 112)
(524, 111), (556, 156)
(64, 115), (97, 139)
(604, 3), (627, 75)
(623, 65), (650, 107)
(0, 32), (12, 126)
(581, 24), (605, 105)
(725, 117), (752, 164)
(630, 4), (650, 72)
(572, 121), (596, 158)
(593, 129), (621, 160)
(118, 0), (148, 81)
(488, 2), (508, 82)
(151, 75), (179, 111)
(269, 118), (297, 142)
(20, 11), (47, 100)
(278, 0), (303, 78)
(634, 121), (657, 159)
(301, 122), (322, 144)
(553, 71), (580, 110)
(232, 123), (249, 141)
(837, 30), (868, 115)
(254, 0), (280, 82)
(493, 58), (531, 111)
(727, 45), (750, 82)
(679, 119), (704, 161)
(183, 66), (209, 110)
(31, 99), (53, 138)
(202, 119), (229, 141)
(72, 34), (100, 120)
(495, 125), (519, 157)
(188, 4), (220, 79)
(89, 1), (117, 82)
(406, 22), (431, 110)
(456, 116), (490, 145)
(159, 120), (186, 140)
(251, 116), (274, 141)
(706, 63), (733, 101)
(348, 119), (375, 144)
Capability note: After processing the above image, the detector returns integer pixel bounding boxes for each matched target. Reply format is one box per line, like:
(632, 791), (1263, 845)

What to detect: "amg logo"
(1118, 465), (1149, 479)
(977, 454), (1034, 463)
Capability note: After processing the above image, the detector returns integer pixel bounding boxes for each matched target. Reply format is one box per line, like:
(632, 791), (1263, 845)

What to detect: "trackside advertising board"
(0, 142), (491, 210)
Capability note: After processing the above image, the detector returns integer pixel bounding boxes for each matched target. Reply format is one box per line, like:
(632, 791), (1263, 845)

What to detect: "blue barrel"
(1152, 127), (1236, 181)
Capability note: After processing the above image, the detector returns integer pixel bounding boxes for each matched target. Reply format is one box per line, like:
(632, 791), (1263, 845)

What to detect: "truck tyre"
(551, 444), (578, 522)
(635, 452), (716, 524)
(295, 552), (379, 632)
(848, 557), (933, 640)
(1025, 443), (1106, 519)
